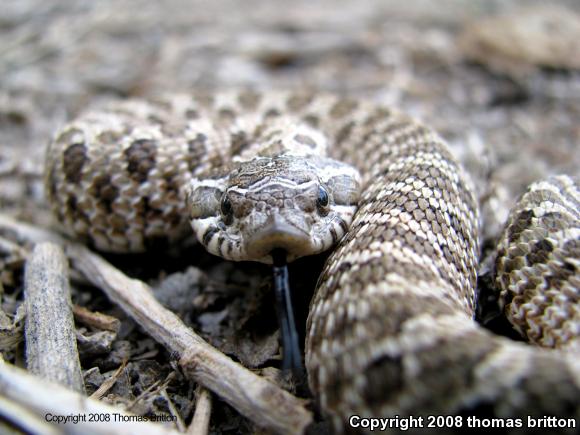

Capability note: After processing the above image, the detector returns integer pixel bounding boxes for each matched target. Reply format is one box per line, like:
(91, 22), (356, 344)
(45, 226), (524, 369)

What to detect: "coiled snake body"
(45, 91), (579, 432)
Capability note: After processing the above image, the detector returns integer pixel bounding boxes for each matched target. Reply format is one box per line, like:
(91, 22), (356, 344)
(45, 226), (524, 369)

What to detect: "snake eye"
(316, 186), (330, 214)
(220, 194), (233, 224)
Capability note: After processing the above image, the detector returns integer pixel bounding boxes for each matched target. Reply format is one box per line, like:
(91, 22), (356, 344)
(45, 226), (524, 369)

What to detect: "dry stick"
(187, 387), (212, 435)
(0, 235), (28, 258)
(90, 360), (128, 400)
(161, 389), (186, 432)
(127, 379), (163, 411)
(0, 361), (182, 435)
(0, 215), (91, 287)
(0, 395), (62, 435)
(0, 214), (65, 246)
(73, 304), (121, 332)
(68, 244), (312, 435)
(24, 242), (85, 394)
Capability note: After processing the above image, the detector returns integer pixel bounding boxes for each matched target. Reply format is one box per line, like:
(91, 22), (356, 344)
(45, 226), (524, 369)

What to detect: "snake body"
(45, 91), (580, 431)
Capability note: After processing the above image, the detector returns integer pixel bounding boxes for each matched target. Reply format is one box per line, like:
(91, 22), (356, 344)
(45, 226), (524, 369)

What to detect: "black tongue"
(271, 249), (303, 375)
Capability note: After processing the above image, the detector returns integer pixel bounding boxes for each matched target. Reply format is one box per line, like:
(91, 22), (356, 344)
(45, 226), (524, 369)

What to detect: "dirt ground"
(1, 0), (579, 433)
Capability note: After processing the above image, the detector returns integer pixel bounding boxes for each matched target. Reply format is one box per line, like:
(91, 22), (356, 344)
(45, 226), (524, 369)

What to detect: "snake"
(44, 90), (579, 432)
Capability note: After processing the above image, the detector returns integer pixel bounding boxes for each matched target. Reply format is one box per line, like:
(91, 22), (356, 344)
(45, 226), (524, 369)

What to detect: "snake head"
(187, 154), (361, 263)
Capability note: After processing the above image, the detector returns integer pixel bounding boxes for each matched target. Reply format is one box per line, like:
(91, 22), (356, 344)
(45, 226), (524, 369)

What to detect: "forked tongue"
(271, 248), (303, 375)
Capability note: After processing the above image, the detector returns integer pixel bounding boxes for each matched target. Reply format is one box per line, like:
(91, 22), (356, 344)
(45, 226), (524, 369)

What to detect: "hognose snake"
(44, 90), (579, 432)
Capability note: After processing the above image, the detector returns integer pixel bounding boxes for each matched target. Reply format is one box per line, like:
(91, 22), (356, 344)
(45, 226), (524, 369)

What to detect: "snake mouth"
(244, 215), (312, 261)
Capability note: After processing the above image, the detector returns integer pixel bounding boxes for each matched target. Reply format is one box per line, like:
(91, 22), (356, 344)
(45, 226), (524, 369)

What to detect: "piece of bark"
(0, 360), (182, 435)
(68, 244), (312, 435)
(76, 328), (117, 357)
(24, 242), (85, 394)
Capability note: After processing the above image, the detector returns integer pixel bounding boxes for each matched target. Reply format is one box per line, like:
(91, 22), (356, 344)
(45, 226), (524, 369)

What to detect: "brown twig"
(90, 360), (128, 400)
(73, 304), (121, 333)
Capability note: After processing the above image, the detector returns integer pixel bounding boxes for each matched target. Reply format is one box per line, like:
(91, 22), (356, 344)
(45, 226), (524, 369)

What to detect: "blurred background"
(1, 0), (579, 236)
